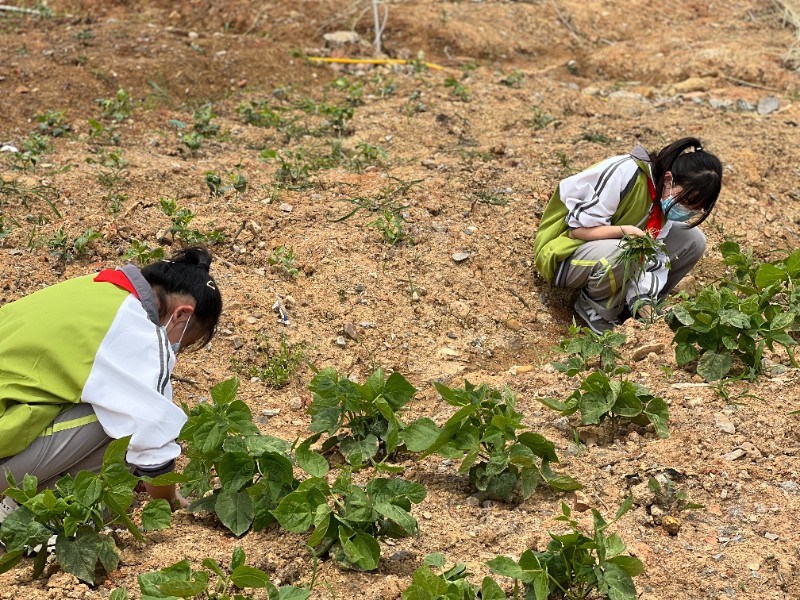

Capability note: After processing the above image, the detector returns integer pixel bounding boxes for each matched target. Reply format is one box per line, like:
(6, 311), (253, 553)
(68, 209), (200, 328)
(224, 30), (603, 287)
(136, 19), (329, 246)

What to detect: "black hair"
(141, 246), (222, 349)
(650, 137), (722, 227)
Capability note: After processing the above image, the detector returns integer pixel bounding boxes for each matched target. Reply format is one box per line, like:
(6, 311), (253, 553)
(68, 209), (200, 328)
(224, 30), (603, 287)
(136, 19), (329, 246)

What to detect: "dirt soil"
(2, 0), (800, 598)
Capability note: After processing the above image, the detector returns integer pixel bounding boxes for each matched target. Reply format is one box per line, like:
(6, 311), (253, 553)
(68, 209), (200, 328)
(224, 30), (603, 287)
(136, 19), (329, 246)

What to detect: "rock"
(335, 336), (347, 347)
(573, 490), (591, 512)
(757, 95), (780, 115)
(465, 495), (481, 507)
(714, 412), (736, 434)
(632, 343), (665, 361)
(723, 448), (745, 461)
(262, 408), (281, 417)
(779, 480), (800, 494)
(288, 397), (303, 410)
(15, 85), (31, 94)
(650, 504), (665, 525)
(421, 158), (438, 169)
(438, 346), (461, 358)
(323, 30), (361, 46)
(504, 318), (522, 331)
(279, 203), (293, 212)
(451, 251), (471, 262)
(672, 77), (712, 93)
(343, 322), (358, 340)
(232, 336), (244, 349)
(740, 441), (762, 459)
(564, 442), (582, 456)
(765, 532), (780, 541)
(509, 364), (534, 375)
(662, 515), (682, 535)
(553, 416), (571, 432)
(736, 99), (755, 111)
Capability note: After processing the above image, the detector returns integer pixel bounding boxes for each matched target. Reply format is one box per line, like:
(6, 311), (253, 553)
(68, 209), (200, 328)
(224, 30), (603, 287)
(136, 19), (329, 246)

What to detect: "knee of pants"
(679, 228), (707, 264)
(586, 261), (627, 295)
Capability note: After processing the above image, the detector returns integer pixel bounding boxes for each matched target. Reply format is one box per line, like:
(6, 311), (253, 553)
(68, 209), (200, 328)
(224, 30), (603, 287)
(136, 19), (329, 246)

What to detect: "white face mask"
(163, 314), (191, 354)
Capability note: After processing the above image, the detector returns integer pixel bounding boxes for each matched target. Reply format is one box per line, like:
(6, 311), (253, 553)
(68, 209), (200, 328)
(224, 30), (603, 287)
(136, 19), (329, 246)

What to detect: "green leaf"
(537, 397), (568, 412)
(231, 545), (246, 571)
(696, 351), (733, 381)
(147, 473), (189, 486)
(138, 559), (192, 600)
(383, 371), (417, 410)
(674, 342), (699, 367)
(423, 552), (446, 567)
(487, 556), (525, 579)
(56, 526), (102, 584)
(601, 561), (638, 600)
(338, 529), (380, 571)
(374, 502), (418, 535)
(109, 587), (129, 600)
(97, 534), (120, 574)
(102, 436), (131, 471)
(0, 549), (23, 574)
(230, 565), (270, 588)
(613, 494), (634, 521)
(271, 586), (312, 600)
(754, 263), (786, 290)
(74, 471), (103, 507)
(611, 383), (643, 418)
(400, 417), (440, 452)
(215, 489), (254, 537)
(272, 487), (325, 533)
(644, 398), (670, 439)
(218, 451), (256, 492)
(607, 555), (645, 577)
(159, 571), (210, 597)
(210, 377), (240, 405)
(141, 499), (172, 531)
(366, 478), (427, 505)
(480, 576), (506, 600)
(296, 438), (330, 477)
(518, 431), (558, 462)
(0, 506), (52, 552)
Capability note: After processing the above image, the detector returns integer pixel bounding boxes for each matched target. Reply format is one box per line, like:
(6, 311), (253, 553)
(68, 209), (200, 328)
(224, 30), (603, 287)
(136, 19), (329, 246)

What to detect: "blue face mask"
(661, 196), (698, 223)
(163, 314), (191, 355)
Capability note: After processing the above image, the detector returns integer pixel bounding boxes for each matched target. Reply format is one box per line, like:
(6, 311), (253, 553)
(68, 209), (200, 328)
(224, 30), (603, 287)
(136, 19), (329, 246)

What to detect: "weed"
(403, 90), (427, 116)
(444, 77), (471, 101)
(96, 88), (132, 122)
(648, 475), (704, 515)
(0, 178), (61, 218)
(11, 133), (51, 171)
(367, 208), (407, 246)
(582, 131), (612, 145)
(235, 334), (304, 388)
(158, 197), (226, 246)
(86, 118), (120, 145)
(35, 110), (71, 137)
(422, 381), (582, 501)
(260, 148), (313, 188)
(0, 215), (13, 240)
(193, 103), (220, 137)
(499, 69), (525, 87)
(488, 497), (643, 600)
(123, 240), (165, 265)
(471, 190), (510, 207)
(529, 105), (557, 130)
(180, 132), (203, 154)
(348, 142), (387, 173)
(86, 148), (128, 189)
(0, 437), (171, 584)
(206, 168), (248, 197)
(236, 100), (282, 128)
(268, 245), (300, 279)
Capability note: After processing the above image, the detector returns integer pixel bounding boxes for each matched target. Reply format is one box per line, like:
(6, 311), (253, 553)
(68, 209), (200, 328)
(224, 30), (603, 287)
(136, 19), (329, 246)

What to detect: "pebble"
(335, 336), (347, 348)
(764, 532), (779, 541)
(714, 413), (736, 434)
(465, 495), (481, 507)
(232, 336), (244, 349)
(279, 203), (293, 212)
(632, 343), (664, 361)
(756, 95), (780, 115)
(421, 158), (437, 169)
(322, 30), (361, 45)
(553, 416), (571, 432)
(723, 448), (745, 461)
(573, 490), (591, 512)
(262, 408), (281, 417)
(779, 481), (800, 493)
(451, 251), (471, 262)
(288, 397), (303, 410)
(343, 322), (358, 340)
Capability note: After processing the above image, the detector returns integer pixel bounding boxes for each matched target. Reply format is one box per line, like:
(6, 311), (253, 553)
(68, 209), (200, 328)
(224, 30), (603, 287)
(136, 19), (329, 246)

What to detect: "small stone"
(438, 347), (460, 358)
(510, 364), (534, 375)
(662, 515), (682, 536)
(553, 417), (571, 432)
(564, 442), (582, 456)
(279, 203), (293, 212)
(723, 448), (745, 461)
(451, 251), (471, 263)
(632, 343), (665, 361)
(343, 322), (358, 340)
(736, 99), (755, 111)
(481, 500), (494, 509)
(673, 76), (711, 93)
(505, 318), (522, 331)
(15, 85), (31, 94)
(465, 495), (481, 507)
(756, 95), (780, 116)
(322, 30), (361, 46)
(421, 158), (437, 169)
(288, 397), (303, 410)
(262, 408), (281, 417)
(247, 316), (258, 324)
(779, 481), (800, 493)
(335, 336), (347, 347)
(422, 512), (433, 520)
(232, 336), (244, 349)
(764, 532), (779, 541)
(573, 491), (591, 512)
(714, 413), (736, 434)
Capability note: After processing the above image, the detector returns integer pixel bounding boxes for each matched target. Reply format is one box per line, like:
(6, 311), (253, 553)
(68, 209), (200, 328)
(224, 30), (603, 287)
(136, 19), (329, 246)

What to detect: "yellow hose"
(306, 56), (446, 71)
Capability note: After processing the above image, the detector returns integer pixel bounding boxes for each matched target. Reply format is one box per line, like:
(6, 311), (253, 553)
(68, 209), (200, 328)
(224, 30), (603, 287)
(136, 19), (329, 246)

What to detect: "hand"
(619, 225), (646, 237)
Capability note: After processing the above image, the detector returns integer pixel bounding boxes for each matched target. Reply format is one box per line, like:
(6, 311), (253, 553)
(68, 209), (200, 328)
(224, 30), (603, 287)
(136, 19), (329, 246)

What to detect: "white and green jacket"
(0, 265), (186, 472)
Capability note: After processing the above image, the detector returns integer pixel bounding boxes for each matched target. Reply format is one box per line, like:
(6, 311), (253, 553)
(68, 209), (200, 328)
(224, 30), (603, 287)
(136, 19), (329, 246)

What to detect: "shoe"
(0, 496), (19, 524)
(574, 301), (619, 334)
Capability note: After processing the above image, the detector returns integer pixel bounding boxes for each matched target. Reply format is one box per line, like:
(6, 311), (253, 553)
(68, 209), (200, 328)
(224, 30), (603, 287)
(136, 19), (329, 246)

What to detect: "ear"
(664, 171), (673, 186)
(172, 303), (195, 325)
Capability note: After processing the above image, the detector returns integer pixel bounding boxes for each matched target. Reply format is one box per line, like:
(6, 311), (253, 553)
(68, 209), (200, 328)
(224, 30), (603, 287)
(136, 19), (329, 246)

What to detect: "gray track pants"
(0, 403), (111, 493)
(553, 223), (706, 321)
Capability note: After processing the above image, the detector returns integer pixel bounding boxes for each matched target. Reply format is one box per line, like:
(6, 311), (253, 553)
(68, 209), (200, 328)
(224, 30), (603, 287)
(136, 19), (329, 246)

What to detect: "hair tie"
(695, 146), (703, 152)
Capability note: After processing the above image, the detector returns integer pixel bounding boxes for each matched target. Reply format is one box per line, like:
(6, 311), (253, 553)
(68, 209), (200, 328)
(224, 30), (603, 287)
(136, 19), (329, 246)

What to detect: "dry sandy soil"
(2, 0), (800, 598)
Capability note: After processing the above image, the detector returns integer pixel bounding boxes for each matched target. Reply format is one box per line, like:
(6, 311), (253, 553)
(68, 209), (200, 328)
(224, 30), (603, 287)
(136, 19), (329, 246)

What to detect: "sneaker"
(574, 300), (619, 334)
(0, 496), (19, 524)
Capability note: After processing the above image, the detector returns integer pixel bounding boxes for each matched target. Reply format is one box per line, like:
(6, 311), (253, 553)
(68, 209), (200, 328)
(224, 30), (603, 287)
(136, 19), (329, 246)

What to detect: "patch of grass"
(234, 334), (305, 389)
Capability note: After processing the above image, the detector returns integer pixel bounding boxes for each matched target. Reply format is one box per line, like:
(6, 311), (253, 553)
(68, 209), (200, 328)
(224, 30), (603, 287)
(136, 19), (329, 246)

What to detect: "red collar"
(645, 177), (663, 237)
(93, 269), (140, 299)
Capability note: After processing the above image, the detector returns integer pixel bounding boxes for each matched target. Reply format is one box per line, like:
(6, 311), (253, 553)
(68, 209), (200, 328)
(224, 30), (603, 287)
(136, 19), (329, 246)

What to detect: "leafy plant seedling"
(401, 553), (504, 600)
(552, 320), (628, 376)
(421, 381), (582, 502)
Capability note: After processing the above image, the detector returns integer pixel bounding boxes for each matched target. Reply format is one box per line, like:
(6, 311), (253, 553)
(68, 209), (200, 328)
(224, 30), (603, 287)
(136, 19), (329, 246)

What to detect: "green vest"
(0, 276), (128, 458)
(533, 157), (661, 283)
